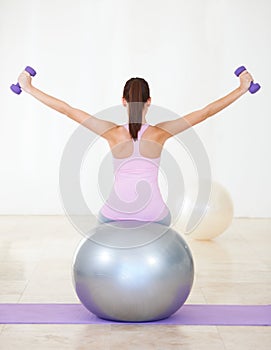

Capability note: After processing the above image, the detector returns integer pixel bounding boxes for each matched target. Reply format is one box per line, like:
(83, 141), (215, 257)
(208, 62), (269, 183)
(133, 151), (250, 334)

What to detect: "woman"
(18, 69), (253, 226)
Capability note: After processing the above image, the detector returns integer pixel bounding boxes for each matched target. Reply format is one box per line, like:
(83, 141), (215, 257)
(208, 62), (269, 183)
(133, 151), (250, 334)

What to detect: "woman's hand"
(18, 70), (33, 93)
(239, 70), (254, 94)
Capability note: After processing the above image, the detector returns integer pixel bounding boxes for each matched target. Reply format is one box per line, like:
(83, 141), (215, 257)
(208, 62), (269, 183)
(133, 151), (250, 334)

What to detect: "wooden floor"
(0, 216), (270, 349)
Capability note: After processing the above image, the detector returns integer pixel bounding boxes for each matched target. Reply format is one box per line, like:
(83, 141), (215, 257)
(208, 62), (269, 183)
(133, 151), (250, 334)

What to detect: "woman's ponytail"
(123, 77), (150, 141)
(128, 80), (143, 141)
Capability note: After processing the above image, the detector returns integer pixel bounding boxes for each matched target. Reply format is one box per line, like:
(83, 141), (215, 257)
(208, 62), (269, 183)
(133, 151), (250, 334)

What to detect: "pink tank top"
(100, 123), (170, 221)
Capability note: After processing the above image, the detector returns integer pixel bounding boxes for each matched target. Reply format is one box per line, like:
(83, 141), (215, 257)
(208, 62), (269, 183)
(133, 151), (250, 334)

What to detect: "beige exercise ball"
(179, 181), (234, 240)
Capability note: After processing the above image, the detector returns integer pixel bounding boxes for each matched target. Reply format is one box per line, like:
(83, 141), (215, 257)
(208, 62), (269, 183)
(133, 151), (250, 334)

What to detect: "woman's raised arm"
(155, 70), (254, 138)
(17, 71), (117, 139)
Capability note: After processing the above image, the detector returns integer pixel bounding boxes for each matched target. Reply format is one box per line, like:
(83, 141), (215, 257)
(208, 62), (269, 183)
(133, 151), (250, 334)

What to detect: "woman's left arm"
(18, 71), (117, 139)
(155, 70), (254, 138)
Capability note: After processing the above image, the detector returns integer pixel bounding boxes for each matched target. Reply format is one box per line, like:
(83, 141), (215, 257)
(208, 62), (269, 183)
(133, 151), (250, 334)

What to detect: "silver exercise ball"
(72, 220), (194, 322)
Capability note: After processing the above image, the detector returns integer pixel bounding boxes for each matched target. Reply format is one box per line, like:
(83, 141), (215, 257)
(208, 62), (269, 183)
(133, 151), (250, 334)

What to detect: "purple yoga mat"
(0, 304), (270, 325)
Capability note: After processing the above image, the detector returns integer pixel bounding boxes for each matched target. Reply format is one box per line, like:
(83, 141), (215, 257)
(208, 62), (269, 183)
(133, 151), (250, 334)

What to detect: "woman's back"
(109, 123), (165, 160)
(99, 123), (171, 223)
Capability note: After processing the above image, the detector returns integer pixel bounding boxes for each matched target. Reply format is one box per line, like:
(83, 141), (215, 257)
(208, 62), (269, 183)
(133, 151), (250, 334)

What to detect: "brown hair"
(123, 77), (150, 141)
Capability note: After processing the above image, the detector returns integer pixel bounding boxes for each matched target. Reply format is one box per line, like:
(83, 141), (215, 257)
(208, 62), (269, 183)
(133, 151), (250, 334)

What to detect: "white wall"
(0, 0), (270, 216)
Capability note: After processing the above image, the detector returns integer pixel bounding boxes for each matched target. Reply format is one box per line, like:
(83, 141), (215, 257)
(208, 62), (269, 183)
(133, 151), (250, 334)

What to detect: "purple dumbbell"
(234, 66), (261, 94)
(10, 66), (36, 94)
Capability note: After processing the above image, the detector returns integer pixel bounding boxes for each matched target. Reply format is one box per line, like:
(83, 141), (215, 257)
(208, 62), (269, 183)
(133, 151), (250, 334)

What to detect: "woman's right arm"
(17, 71), (117, 139)
(155, 70), (253, 139)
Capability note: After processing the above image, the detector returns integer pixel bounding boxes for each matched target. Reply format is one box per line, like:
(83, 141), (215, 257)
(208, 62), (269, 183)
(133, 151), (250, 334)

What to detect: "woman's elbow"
(65, 104), (75, 117)
(201, 107), (210, 120)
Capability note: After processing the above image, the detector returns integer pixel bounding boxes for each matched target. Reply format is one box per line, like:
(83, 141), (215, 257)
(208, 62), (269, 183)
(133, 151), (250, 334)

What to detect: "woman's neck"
(127, 119), (148, 124)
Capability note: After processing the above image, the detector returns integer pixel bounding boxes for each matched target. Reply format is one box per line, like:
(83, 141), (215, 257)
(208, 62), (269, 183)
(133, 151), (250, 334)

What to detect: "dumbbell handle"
(234, 66), (261, 94)
(10, 66), (37, 95)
